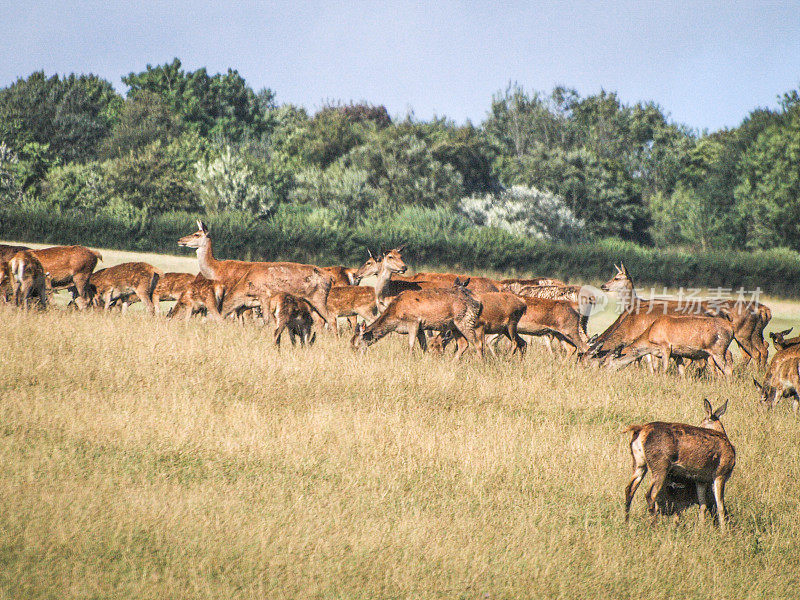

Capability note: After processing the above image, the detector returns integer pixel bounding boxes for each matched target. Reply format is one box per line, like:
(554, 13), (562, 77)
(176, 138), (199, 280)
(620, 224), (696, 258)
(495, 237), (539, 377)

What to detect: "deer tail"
(90, 250), (103, 262)
(621, 425), (644, 444)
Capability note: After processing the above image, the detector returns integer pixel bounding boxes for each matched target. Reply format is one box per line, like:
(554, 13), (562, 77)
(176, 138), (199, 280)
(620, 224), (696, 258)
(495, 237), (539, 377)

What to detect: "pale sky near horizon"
(1, 1), (799, 132)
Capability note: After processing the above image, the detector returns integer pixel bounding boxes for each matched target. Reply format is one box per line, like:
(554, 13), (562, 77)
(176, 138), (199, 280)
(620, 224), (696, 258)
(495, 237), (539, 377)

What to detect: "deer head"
(355, 246), (408, 279)
(601, 262), (633, 294)
(178, 220), (210, 249)
(699, 398), (728, 436)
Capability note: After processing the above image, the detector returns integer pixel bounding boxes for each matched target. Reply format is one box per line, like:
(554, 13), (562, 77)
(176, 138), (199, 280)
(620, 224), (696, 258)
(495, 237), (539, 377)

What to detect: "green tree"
(100, 91), (182, 158)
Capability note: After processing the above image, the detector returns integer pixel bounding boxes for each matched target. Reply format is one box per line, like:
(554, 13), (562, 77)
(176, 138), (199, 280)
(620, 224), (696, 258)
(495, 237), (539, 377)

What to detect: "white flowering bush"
(195, 145), (274, 216)
(459, 185), (584, 242)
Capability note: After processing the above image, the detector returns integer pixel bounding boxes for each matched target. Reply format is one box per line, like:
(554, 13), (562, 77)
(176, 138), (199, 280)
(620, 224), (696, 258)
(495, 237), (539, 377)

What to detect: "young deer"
(623, 399), (735, 531)
(85, 262), (163, 315)
(351, 278), (482, 360)
(769, 328), (800, 351)
(753, 355), (800, 412)
(178, 221), (333, 324)
(268, 292), (315, 347)
(322, 285), (379, 335)
(167, 274), (225, 321)
(9, 250), (49, 310)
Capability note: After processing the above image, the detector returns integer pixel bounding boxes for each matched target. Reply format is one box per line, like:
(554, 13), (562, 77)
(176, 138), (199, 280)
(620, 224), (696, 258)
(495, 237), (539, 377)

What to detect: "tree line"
(0, 58), (798, 252)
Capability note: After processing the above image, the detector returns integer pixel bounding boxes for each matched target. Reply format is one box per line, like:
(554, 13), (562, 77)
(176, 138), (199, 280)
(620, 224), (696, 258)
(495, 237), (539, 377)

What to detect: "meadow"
(1, 244), (799, 599)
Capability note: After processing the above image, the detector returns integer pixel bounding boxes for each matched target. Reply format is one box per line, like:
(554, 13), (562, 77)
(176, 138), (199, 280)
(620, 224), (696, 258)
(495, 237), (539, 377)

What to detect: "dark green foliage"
(100, 91), (182, 158)
(122, 58), (274, 140)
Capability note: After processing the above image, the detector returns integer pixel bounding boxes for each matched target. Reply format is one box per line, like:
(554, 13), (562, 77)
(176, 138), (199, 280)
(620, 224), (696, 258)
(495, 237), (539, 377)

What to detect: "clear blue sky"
(2, 1), (799, 131)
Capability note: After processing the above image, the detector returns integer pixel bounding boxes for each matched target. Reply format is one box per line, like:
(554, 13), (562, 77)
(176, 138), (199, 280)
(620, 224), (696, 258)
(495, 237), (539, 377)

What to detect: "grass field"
(1, 243), (799, 599)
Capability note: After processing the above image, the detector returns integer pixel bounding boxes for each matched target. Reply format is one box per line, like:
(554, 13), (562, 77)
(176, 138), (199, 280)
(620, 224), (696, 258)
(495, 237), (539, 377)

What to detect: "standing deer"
(0, 261), (12, 302)
(85, 262), (163, 315)
(623, 399), (735, 531)
(9, 250), (49, 310)
(0, 244), (30, 263)
(166, 274), (225, 321)
(177, 221), (333, 324)
(593, 263), (770, 368)
(268, 292), (315, 347)
(322, 286), (379, 335)
(31, 245), (102, 309)
(351, 278), (482, 360)
(606, 314), (735, 377)
(320, 266), (361, 286)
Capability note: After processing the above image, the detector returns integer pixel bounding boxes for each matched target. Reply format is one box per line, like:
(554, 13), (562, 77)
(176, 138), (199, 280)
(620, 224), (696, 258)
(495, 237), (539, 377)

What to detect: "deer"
(607, 313), (735, 377)
(591, 263), (771, 368)
(497, 277), (566, 287)
(432, 286), (527, 358)
(30, 245), (102, 309)
(0, 261), (12, 302)
(502, 282), (597, 339)
(0, 243), (30, 263)
(268, 292), (316, 347)
(166, 274), (225, 321)
(9, 250), (49, 310)
(753, 357), (800, 412)
(177, 221), (333, 324)
(769, 328), (800, 351)
(321, 285), (379, 335)
(84, 262), (163, 315)
(623, 399), (735, 532)
(487, 297), (588, 356)
(117, 272), (197, 313)
(351, 278), (482, 360)
(320, 266), (361, 286)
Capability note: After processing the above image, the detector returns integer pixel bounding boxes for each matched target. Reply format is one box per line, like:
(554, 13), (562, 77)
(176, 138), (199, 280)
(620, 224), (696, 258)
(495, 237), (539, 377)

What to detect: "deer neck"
(373, 263), (393, 302)
(196, 238), (221, 280)
(364, 309), (395, 343)
(619, 278), (638, 312)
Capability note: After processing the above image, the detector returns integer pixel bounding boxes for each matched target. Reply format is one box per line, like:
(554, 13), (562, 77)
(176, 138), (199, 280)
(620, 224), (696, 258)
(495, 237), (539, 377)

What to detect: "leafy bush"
(40, 162), (108, 210)
(459, 185), (585, 242)
(195, 144), (275, 216)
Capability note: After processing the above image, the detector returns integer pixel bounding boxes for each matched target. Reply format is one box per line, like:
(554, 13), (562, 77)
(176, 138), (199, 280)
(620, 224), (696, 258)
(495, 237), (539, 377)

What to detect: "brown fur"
(320, 266), (360, 286)
(87, 262), (163, 315)
(351, 283), (482, 360)
(608, 315), (735, 377)
(167, 274), (225, 321)
(178, 221), (333, 323)
(268, 292), (315, 346)
(323, 286), (379, 334)
(31, 245), (101, 309)
(9, 250), (49, 310)
(0, 261), (12, 302)
(512, 297), (588, 354)
(0, 244), (30, 263)
(623, 400), (735, 531)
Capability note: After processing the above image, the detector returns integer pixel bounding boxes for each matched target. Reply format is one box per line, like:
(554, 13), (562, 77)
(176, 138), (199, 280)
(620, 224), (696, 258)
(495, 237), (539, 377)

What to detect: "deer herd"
(1, 219), (797, 531)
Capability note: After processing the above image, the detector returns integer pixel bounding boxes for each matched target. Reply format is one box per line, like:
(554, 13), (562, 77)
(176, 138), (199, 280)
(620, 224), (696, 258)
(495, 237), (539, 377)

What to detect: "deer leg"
(134, 284), (156, 315)
(695, 482), (709, 523)
(645, 466), (668, 519)
(675, 356), (687, 377)
(712, 477), (727, 532)
(710, 352), (729, 378)
(347, 315), (358, 331)
(625, 464), (648, 521)
(509, 322), (526, 358)
(407, 321), (421, 355)
(452, 332), (469, 361)
(307, 290), (332, 327)
(416, 327), (428, 353)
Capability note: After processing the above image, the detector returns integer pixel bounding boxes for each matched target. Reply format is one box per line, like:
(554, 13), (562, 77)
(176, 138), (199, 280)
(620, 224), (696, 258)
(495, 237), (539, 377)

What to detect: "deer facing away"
(623, 399), (735, 531)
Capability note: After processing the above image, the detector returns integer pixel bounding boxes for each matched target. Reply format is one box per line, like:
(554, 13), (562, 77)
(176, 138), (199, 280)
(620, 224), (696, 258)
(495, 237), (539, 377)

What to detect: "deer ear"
(753, 377), (763, 390)
(620, 262), (630, 276)
(396, 243), (407, 252)
(703, 398), (713, 416)
(367, 248), (375, 260)
(197, 220), (208, 234)
(714, 401), (728, 419)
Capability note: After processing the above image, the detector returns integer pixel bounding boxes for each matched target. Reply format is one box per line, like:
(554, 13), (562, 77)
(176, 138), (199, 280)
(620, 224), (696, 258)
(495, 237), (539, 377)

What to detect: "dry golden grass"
(1, 245), (799, 599)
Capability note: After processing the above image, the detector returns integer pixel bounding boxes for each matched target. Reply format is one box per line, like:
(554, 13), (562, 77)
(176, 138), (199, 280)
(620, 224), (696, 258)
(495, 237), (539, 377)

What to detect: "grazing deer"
(119, 272), (197, 313)
(9, 250), (49, 310)
(623, 399), (735, 531)
(490, 297), (588, 355)
(85, 262), (163, 315)
(268, 292), (315, 347)
(498, 277), (566, 287)
(351, 278), (482, 360)
(31, 245), (102, 309)
(593, 263), (770, 368)
(178, 221), (333, 324)
(434, 287), (527, 357)
(753, 357), (800, 412)
(769, 328), (800, 351)
(607, 314), (735, 377)
(166, 274), (225, 321)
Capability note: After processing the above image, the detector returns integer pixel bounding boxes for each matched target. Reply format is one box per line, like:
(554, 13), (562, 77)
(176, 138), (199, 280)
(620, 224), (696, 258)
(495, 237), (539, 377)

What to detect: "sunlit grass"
(0, 245), (799, 598)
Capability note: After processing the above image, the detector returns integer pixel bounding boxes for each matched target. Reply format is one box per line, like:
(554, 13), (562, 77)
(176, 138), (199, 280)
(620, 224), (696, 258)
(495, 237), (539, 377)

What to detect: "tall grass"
(3, 203), (800, 295)
(0, 299), (799, 598)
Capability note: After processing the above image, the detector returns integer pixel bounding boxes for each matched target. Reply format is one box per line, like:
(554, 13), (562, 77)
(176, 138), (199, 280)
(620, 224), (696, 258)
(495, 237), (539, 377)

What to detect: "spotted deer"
(85, 262), (163, 315)
(31, 245), (102, 309)
(166, 274), (225, 321)
(268, 292), (315, 347)
(623, 399), (735, 531)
